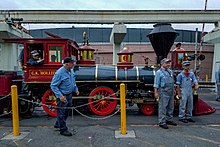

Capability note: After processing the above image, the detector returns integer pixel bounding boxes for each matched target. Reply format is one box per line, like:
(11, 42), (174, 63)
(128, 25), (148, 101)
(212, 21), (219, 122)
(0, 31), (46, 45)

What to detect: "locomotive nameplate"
(29, 70), (56, 76)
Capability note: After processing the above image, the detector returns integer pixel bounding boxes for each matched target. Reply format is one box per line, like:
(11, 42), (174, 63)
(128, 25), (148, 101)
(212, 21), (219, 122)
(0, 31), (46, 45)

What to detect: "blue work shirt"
(153, 67), (173, 88)
(216, 69), (220, 83)
(27, 58), (43, 65)
(50, 66), (78, 99)
(176, 71), (197, 87)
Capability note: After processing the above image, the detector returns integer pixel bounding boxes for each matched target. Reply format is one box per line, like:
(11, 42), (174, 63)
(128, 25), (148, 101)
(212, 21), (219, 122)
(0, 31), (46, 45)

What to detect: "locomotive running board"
(72, 96), (117, 100)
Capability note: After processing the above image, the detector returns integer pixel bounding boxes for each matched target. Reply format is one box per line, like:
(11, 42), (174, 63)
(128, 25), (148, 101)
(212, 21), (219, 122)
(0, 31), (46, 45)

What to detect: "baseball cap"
(62, 57), (77, 64)
(31, 50), (39, 56)
(182, 61), (190, 66)
(160, 58), (171, 64)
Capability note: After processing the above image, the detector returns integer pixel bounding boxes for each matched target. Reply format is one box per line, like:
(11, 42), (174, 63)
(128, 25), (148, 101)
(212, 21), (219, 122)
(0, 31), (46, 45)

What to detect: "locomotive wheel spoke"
(89, 87), (117, 116)
(104, 91), (108, 97)
(100, 106), (103, 111)
(93, 102), (101, 108)
(95, 103), (101, 109)
(42, 89), (57, 117)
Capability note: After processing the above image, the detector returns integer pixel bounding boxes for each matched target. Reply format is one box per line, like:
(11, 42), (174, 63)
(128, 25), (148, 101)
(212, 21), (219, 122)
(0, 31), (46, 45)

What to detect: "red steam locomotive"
(0, 24), (215, 117)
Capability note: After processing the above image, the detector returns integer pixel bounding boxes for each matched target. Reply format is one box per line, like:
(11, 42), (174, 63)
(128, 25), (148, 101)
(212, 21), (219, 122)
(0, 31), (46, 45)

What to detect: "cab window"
(27, 44), (44, 62)
(48, 44), (63, 63)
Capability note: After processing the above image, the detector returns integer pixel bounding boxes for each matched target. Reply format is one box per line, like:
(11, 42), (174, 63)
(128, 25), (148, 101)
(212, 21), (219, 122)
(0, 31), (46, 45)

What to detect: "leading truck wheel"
(141, 104), (155, 116)
(89, 87), (117, 116)
(42, 89), (57, 117)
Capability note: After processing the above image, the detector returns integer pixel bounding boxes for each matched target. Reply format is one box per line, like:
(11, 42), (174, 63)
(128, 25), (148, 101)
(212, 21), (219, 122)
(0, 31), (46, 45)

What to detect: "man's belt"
(61, 92), (72, 96)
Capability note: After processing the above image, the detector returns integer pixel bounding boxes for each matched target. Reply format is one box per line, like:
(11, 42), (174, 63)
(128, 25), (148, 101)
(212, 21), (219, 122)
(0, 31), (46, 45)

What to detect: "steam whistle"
(83, 32), (89, 46)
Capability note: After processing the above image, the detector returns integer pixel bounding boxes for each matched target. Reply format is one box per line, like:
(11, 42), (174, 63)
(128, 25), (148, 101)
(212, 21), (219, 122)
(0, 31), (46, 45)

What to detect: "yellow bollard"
(120, 83), (126, 135)
(11, 85), (20, 136)
(206, 74), (208, 82)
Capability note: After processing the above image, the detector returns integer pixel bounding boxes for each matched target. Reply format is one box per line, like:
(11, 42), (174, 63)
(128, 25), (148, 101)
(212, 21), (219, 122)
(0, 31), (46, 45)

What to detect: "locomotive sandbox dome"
(147, 23), (178, 64)
(117, 47), (134, 69)
(78, 45), (96, 65)
(77, 31), (96, 65)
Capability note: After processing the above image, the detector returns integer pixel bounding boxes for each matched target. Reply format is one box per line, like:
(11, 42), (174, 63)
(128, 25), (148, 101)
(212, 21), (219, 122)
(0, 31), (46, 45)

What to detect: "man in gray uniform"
(154, 58), (177, 129)
(176, 61), (198, 123)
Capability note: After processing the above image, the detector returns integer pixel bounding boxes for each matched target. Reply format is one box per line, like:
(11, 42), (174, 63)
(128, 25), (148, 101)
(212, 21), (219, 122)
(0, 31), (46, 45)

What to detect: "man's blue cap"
(160, 58), (171, 64)
(62, 57), (76, 64)
(182, 60), (190, 66)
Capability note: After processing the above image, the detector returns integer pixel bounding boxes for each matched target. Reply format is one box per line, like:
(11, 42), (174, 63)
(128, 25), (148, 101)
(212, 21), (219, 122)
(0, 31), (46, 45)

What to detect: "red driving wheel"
(42, 89), (57, 117)
(89, 87), (117, 116)
(141, 104), (155, 116)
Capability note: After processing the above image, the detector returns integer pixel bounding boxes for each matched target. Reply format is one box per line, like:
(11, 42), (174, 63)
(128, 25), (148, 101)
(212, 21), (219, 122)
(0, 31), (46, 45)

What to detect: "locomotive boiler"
(74, 64), (155, 116)
(42, 43), (157, 117)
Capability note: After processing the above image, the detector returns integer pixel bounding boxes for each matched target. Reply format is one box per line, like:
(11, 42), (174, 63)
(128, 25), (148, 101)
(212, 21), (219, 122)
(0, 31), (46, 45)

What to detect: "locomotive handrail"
(0, 93), (11, 117)
(198, 81), (215, 85)
(12, 79), (23, 82)
(198, 81), (216, 88)
(76, 80), (141, 83)
(0, 93), (10, 101)
(0, 110), (11, 117)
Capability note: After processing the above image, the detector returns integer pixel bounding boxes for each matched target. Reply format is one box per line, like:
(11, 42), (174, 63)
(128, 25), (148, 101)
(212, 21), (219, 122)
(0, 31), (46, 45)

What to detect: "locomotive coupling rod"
(120, 83), (127, 135)
(11, 85), (20, 136)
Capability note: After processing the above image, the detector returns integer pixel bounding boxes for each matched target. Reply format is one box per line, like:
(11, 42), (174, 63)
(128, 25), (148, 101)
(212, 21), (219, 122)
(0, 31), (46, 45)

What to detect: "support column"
(0, 23), (31, 70)
(204, 24), (220, 82)
(110, 23), (126, 65)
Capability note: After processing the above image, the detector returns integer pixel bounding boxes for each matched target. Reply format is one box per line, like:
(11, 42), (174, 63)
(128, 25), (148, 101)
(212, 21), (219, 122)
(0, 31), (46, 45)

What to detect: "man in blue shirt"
(50, 57), (79, 136)
(215, 65), (220, 102)
(154, 58), (177, 129)
(176, 61), (198, 123)
(18, 49), (24, 70)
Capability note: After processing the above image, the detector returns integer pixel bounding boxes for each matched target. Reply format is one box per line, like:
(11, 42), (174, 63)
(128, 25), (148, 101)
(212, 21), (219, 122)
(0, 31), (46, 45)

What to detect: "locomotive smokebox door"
(147, 23), (178, 64)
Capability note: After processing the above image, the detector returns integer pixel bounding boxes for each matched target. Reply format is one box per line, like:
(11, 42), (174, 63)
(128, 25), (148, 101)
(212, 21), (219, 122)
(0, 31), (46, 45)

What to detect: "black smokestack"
(147, 23), (178, 64)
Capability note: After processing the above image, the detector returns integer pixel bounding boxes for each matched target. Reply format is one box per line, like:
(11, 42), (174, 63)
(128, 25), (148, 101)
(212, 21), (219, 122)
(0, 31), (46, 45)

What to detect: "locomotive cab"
(4, 37), (79, 83)
(171, 49), (187, 70)
(3, 36), (79, 116)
